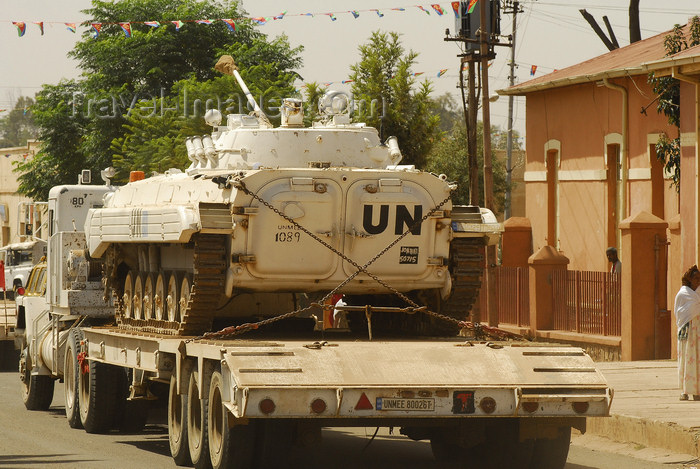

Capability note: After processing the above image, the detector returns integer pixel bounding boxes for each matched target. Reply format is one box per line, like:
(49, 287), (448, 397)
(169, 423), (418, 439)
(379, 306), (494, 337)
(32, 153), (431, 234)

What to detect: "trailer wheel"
(187, 370), (212, 469)
(19, 347), (54, 410)
(169, 374), (191, 466)
(208, 370), (255, 469)
(64, 328), (83, 428)
(529, 426), (571, 469)
(79, 356), (120, 433)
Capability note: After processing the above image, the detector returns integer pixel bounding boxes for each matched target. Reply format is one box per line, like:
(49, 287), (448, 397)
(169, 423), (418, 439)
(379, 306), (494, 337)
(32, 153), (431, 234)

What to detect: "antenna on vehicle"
(215, 55), (272, 127)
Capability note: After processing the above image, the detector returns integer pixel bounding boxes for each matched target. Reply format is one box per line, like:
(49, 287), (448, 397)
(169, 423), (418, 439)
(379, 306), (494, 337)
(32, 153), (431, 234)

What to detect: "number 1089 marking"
(275, 231), (301, 243)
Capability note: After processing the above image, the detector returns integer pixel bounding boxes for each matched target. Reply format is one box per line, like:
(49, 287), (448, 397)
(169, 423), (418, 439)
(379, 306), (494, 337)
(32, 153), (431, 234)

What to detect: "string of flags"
(6, 2), (483, 38)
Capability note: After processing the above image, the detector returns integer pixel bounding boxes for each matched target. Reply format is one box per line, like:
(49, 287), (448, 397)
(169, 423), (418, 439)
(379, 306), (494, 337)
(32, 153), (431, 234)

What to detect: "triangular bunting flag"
(91, 23), (102, 38)
(144, 21), (160, 28)
(119, 22), (132, 38)
(451, 2), (460, 18)
(431, 4), (444, 15)
(172, 20), (184, 31)
(33, 22), (44, 35)
(65, 23), (76, 33)
(221, 19), (236, 31)
(12, 22), (26, 37)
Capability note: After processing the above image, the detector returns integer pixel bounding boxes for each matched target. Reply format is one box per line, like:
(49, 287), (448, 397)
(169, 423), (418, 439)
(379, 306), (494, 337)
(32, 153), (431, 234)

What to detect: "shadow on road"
(0, 454), (100, 466)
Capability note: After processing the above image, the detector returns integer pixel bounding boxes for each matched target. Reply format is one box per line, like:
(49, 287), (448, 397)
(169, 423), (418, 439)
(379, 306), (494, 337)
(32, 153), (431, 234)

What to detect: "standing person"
(606, 247), (621, 274)
(674, 265), (700, 400)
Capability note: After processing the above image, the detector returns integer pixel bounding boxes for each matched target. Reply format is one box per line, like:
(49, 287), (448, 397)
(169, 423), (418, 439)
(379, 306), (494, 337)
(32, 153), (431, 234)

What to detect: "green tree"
(15, 0), (302, 200)
(426, 121), (508, 214)
(14, 82), (90, 199)
(0, 96), (38, 147)
(349, 31), (441, 168)
(649, 16), (700, 190)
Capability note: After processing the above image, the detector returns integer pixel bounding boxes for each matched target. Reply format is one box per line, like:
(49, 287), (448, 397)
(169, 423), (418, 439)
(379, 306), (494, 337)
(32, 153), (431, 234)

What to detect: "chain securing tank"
(84, 56), (502, 337)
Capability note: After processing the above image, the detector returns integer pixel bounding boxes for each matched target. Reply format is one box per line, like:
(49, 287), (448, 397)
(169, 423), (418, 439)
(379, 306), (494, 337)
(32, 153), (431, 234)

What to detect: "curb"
(587, 415), (700, 457)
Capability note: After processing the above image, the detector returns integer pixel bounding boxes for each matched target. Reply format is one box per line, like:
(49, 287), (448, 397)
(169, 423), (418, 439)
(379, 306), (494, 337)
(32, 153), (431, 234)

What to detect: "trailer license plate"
(376, 398), (435, 411)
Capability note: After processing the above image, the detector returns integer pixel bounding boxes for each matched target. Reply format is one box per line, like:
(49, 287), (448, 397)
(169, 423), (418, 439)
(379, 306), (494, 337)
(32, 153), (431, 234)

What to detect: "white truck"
(14, 175), (612, 469)
(0, 239), (47, 299)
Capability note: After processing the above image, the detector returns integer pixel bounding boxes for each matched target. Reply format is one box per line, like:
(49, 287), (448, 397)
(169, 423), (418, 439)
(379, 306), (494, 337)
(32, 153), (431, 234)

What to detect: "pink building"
(500, 30), (683, 272)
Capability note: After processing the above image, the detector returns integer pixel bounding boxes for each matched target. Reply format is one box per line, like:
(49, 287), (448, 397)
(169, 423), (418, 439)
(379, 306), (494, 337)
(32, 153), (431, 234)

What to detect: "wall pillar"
(620, 211), (669, 361)
(668, 215), (682, 359)
(501, 217), (533, 268)
(528, 246), (569, 332)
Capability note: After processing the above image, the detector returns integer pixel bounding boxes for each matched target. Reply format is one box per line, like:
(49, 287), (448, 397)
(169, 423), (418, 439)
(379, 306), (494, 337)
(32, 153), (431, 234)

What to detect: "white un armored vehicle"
(85, 55), (500, 337)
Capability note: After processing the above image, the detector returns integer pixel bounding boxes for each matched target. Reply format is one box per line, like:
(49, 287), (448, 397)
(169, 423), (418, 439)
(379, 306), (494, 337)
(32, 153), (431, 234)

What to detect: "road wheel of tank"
(79, 357), (120, 434)
(166, 272), (181, 323)
(529, 426), (571, 469)
(208, 370), (255, 469)
(169, 374), (192, 466)
(187, 369), (212, 469)
(133, 273), (144, 320)
(113, 367), (150, 433)
(122, 271), (135, 319)
(19, 347), (54, 411)
(143, 273), (155, 320)
(154, 272), (166, 320)
(64, 328), (83, 428)
(179, 274), (192, 324)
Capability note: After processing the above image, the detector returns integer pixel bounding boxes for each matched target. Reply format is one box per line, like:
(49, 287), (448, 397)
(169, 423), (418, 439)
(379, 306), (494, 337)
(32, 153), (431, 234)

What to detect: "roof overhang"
(497, 66), (647, 96)
(641, 54), (700, 81)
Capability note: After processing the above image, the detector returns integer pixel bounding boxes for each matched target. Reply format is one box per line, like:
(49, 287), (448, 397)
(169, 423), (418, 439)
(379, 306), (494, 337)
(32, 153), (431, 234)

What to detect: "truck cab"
(0, 240), (47, 299)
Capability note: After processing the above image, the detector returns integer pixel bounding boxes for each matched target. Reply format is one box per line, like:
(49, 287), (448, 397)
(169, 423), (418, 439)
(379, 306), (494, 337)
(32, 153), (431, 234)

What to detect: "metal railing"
(552, 270), (621, 336)
(494, 266), (530, 327)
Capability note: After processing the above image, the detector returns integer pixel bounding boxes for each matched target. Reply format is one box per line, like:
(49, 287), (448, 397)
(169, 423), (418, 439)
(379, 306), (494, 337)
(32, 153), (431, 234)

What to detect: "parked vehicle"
(0, 240), (46, 299)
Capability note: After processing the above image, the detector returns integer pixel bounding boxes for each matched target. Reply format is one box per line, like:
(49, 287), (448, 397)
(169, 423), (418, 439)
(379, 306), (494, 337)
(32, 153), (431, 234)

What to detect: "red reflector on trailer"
(355, 392), (374, 410)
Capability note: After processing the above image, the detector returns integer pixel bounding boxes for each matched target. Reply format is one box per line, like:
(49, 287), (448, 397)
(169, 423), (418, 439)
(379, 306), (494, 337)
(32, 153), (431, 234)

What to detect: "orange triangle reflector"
(355, 392), (374, 410)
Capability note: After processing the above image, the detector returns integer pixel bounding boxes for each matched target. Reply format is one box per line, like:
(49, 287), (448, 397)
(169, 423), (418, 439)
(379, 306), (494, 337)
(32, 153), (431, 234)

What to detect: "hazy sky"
(0, 0), (698, 136)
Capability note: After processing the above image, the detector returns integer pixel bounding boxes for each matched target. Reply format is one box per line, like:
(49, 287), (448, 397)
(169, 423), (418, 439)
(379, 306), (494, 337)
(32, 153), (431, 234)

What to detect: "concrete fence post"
(620, 211), (669, 361)
(501, 217), (533, 268)
(528, 246), (569, 333)
(668, 215), (681, 359)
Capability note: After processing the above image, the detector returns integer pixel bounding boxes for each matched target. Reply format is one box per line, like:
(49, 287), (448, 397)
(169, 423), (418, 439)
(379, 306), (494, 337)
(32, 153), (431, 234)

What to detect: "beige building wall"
(0, 141), (43, 246)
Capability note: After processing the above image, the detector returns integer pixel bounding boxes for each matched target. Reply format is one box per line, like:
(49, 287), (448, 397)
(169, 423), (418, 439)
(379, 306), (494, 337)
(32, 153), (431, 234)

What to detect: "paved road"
(0, 370), (691, 469)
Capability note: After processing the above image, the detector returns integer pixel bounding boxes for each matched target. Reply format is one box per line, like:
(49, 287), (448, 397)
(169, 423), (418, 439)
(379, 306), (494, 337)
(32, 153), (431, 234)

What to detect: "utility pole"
(504, 0), (522, 220)
(480, 1), (494, 212)
(467, 61), (479, 205)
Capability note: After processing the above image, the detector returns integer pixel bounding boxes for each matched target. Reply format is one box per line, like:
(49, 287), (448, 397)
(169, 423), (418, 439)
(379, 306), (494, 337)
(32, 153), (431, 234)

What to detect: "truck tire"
(207, 370), (255, 469)
(19, 347), (54, 410)
(64, 328), (83, 428)
(529, 426), (571, 469)
(187, 370), (212, 469)
(169, 374), (192, 466)
(114, 368), (150, 433)
(79, 355), (120, 433)
(254, 421), (295, 469)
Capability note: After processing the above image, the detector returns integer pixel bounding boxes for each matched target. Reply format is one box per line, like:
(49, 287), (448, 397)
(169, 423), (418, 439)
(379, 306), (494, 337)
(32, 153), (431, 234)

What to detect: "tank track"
(347, 236), (486, 336)
(116, 234), (227, 336)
